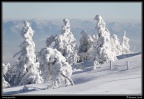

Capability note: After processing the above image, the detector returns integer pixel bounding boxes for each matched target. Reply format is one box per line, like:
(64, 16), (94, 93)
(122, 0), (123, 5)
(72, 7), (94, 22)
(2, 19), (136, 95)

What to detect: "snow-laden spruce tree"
(110, 34), (123, 56)
(8, 61), (19, 86)
(2, 63), (10, 88)
(37, 47), (74, 88)
(46, 19), (78, 65)
(88, 15), (117, 64)
(121, 31), (131, 54)
(2, 62), (17, 86)
(13, 21), (43, 85)
(78, 30), (94, 62)
(3, 63), (11, 82)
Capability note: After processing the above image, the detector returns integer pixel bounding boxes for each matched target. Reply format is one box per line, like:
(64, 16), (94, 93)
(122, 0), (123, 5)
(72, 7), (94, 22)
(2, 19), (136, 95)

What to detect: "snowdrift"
(3, 53), (142, 95)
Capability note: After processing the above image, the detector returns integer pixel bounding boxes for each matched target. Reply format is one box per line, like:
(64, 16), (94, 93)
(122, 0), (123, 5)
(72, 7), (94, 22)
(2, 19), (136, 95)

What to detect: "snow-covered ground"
(2, 53), (142, 95)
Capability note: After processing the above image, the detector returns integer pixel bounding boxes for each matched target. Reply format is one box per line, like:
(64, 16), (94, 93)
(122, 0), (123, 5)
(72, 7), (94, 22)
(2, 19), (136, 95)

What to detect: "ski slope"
(3, 53), (142, 95)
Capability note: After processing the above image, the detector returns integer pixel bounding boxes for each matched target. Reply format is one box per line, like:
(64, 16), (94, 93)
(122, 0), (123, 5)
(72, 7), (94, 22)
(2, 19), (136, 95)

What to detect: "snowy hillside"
(3, 53), (142, 95)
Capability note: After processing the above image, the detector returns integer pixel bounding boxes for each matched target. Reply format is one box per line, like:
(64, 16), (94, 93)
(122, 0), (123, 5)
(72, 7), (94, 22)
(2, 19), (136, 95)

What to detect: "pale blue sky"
(3, 2), (142, 21)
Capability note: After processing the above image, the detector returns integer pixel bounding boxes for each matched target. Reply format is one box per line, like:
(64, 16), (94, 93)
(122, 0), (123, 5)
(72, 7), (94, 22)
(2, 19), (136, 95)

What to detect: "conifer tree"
(13, 21), (43, 85)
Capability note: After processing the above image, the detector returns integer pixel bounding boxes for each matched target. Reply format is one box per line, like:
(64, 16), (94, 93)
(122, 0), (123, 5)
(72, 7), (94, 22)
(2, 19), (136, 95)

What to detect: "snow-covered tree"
(2, 63), (10, 88)
(88, 15), (117, 64)
(110, 34), (123, 56)
(8, 61), (19, 86)
(92, 58), (100, 70)
(46, 19), (78, 65)
(2, 62), (17, 86)
(13, 21), (43, 85)
(3, 77), (10, 88)
(78, 30), (94, 62)
(121, 31), (131, 54)
(37, 47), (74, 88)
